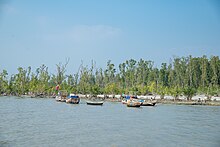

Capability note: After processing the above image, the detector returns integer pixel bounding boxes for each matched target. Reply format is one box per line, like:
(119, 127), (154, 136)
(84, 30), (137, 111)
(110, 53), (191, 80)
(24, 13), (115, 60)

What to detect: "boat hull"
(86, 101), (104, 105)
(66, 98), (80, 104)
(141, 101), (156, 106)
(127, 104), (141, 107)
(127, 101), (141, 107)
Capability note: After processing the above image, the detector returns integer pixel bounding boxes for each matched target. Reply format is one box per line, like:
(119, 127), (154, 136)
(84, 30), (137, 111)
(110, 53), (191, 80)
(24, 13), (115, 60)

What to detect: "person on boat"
(55, 84), (60, 95)
(55, 84), (60, 90)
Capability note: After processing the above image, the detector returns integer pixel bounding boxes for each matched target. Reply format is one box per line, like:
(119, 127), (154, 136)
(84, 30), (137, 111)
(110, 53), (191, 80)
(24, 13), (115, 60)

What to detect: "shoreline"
(1, 95), (220, 106)
(79, 97), (220, 106)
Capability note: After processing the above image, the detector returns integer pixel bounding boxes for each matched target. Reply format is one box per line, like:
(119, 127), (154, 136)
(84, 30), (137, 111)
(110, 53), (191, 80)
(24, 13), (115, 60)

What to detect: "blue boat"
(66, 94), (80, 104)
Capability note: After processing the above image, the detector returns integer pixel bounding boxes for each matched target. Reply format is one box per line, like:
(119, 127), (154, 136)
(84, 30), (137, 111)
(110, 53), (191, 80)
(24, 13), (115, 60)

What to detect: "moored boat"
(127, 100), (141, 107)
(55, 96), (62, 101)
(86, 100), (104, 105)
(122, 95), (131, 104)
(55, 90), (68, 102)
(66, 94), (80, 104)
(141, 100), (156, 106)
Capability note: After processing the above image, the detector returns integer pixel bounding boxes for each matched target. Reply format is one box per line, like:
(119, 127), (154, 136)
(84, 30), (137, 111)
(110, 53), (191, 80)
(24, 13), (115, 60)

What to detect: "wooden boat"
(66, 94), (80, 104)
(141, 100), (157, 106)
(86, 100), (104, 105)
(127, 100), (141, 107)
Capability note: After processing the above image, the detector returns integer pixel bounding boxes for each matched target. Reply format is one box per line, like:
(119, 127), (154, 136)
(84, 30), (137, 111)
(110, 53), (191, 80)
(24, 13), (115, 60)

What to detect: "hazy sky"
(0, 0), (220, 74)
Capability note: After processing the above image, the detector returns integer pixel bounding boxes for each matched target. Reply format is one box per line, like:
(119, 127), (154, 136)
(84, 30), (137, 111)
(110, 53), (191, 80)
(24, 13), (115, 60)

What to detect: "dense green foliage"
(0, 55), (220, 99)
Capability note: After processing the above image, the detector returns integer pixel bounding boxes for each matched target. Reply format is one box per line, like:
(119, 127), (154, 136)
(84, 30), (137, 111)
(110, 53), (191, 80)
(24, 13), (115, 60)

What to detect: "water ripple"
(0, 97), (220, 147)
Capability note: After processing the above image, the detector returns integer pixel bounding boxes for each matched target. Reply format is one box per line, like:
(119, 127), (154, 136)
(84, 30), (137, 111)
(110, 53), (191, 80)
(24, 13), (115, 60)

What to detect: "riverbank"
(1, 94), (220, 106)
(78, 96), (220, 106)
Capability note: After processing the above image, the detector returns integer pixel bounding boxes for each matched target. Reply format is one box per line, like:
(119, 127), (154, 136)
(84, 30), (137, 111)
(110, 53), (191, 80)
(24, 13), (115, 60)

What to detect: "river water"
(0, 96), (220, 147)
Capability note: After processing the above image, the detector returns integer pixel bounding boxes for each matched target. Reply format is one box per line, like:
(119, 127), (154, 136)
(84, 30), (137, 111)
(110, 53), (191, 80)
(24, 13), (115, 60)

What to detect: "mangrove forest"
(0, 55), (220, 100)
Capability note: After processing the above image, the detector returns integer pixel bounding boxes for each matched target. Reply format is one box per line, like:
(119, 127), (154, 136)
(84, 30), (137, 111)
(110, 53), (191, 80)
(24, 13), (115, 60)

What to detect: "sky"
(0, 0), (220, 75)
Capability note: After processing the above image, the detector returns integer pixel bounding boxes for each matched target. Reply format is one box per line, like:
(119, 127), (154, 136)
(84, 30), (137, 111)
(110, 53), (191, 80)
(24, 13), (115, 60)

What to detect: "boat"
(55, 90), (68, 102)
(141, 100), (156, 106)
(126, 100), (141, 107)
(55, 96), (62, 101)
(86, 100), (104, 105)
(55, 96), (67, 102)
(121, 95), (131, 104)
(66, 94), (80, 104)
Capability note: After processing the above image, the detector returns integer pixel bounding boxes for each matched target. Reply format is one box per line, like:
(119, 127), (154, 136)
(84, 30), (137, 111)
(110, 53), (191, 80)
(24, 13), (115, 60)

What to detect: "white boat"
(86, 100), (104, 105)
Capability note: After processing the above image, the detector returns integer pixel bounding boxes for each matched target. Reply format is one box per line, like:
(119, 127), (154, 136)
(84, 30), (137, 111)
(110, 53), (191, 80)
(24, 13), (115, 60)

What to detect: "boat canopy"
(131, 96), (138, 99)
(68, 95), (79, 98)
(125, 95), (130, 99)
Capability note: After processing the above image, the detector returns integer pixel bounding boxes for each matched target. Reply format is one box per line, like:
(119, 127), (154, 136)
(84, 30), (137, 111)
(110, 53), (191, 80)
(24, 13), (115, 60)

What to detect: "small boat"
(86, 100), (104, 105)
(66, 94), (80, 104)
(122, 95), (131, 104)
(55, 90), (68, 102)
(141, 100), (157, 106)
(127, 100), (141, 107)
(55, 96), (62, 101)
(55, 96), (67, 102)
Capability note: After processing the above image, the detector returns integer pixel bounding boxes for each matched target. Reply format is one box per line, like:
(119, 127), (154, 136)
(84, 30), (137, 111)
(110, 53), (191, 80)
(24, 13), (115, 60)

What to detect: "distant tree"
(183, 87), (196, 101)
(159, 63), (168, 87)
(1, 55), (220, 97)
(0, 70), (8, 94)
(55, 58), (69, 85)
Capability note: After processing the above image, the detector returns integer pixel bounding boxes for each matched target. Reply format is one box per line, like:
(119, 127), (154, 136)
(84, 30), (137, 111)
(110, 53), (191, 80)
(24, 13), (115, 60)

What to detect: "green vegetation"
(0, 55), (220, 98)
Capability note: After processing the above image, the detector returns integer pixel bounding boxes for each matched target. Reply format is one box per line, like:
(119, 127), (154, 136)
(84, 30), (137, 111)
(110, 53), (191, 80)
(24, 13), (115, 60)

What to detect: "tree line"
(0, 55), (220, 100)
